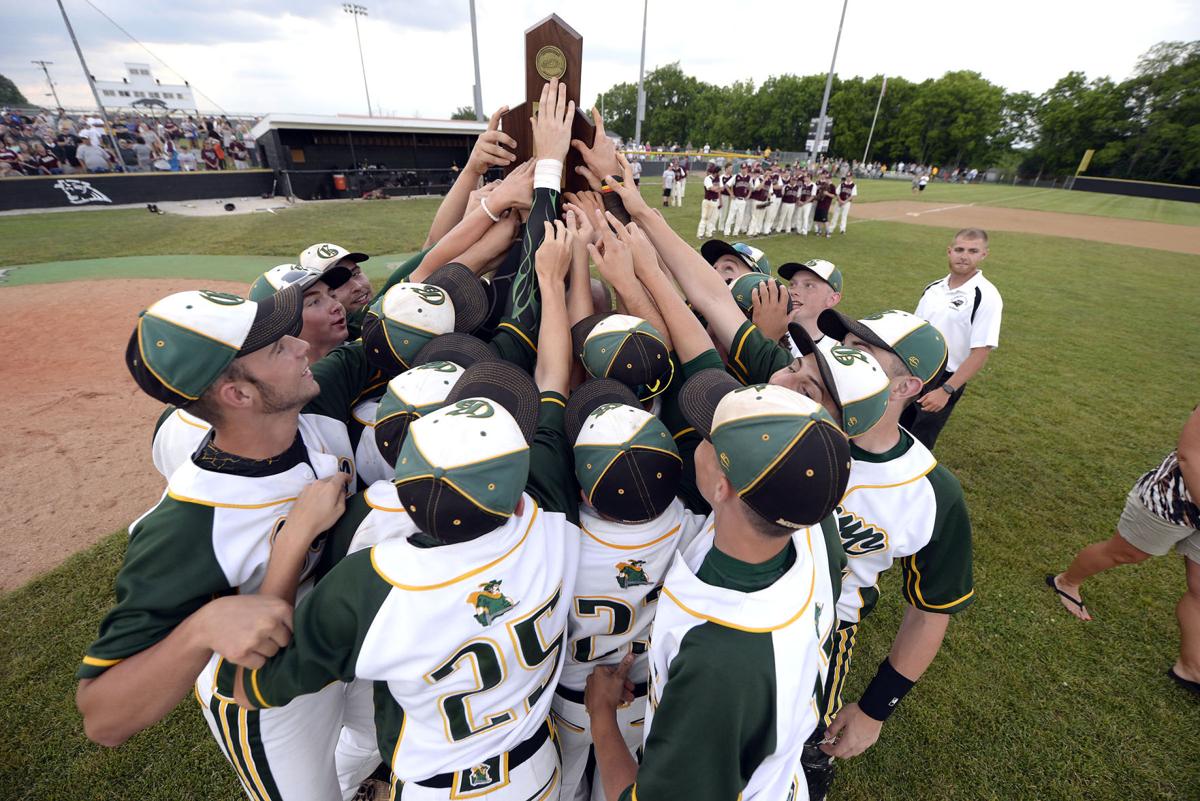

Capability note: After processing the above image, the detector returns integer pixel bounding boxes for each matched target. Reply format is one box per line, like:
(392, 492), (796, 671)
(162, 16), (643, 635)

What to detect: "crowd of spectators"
(0, 108), (261, 178)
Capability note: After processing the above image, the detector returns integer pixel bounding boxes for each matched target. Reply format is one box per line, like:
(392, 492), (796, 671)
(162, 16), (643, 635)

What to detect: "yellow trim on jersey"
(497, 321), (536, 351)
(365, 490), (405, 513)
(840, 461), (937, 501)
(370, 502), (538, 590)
(672, 426), (695, 441)
(550, 709), (585, 733)
(729, 323), (758, 383)
(532, 768), (560, 801)
(166, 491), (298, 510)
(387, 708), (408, 801)
(174, 409), (210, 430)
(581, 523), (682, 551)
(661, 531), (816, 633)
(541, 395), (566, 408)
(81, 654), (123, 667)
(249, 668), (272, 709)
(238, 705), (273, 801)
(215, 699), (260, 801)
(904, 554), (975, 610)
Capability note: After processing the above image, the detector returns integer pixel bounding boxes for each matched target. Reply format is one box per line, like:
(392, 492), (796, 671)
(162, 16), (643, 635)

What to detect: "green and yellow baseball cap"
(729, 273), (793, 316)
(788, 323), (890, 437)
(247, 263), (351, 303)
(680, 370), (851, 528)
(362, 265), (490, 373)
(393, 361), (539, 543)
(125, 287), (304, 406)
(571, 312), (675, 401)
(565, 379), (682, 524)
(701, 240), (770, 276)
(779, 259), (843, 293)
(817, 309), (947, 387)
(374, 360), (468, 468)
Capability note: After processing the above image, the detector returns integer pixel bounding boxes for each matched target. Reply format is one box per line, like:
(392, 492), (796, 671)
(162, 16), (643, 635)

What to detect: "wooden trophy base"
(500, 104), (595, 194)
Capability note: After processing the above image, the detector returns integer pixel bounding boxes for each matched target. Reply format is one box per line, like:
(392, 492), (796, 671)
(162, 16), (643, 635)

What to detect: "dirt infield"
(853, 201), (1200, 255)
(0, 279), (244, 591)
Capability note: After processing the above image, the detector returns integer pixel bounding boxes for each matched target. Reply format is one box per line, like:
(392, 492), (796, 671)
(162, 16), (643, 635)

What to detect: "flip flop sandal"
(1045, 574), (1089, 616)
(1166, 668), (1200, 696)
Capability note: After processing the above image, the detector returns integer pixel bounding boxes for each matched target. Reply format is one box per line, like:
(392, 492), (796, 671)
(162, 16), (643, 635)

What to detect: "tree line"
(591, 41), (1198, 185)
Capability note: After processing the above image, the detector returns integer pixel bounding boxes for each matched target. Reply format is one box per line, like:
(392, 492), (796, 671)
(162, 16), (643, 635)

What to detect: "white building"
(93, 63), (197, 112)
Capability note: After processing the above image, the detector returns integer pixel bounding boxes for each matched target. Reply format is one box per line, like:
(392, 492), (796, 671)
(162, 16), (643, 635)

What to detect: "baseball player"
(765, 169), (784, 233)
(79, 283), (390, 800)
(746, 165), (770, 237)
(585, 370), (851, 801)
(234, 223), (582, 800)
(660, 161), (675, 208)
(552, 379), (708, 801)
(812, 172), (837, 238)
(802, 308), (973, 800)
(299, 243), (373, 338)
(722, 162), (751, 237)
(697, 163), (721, 239)
(828, 174), (857, 234)
(778, 259), (844, 359)
(797, 172), (817, 236)
(700, 239), (770, 285)
(776, 170), (799, 234)
(716, 163), (734, 233)
(675, 158), (688, 205)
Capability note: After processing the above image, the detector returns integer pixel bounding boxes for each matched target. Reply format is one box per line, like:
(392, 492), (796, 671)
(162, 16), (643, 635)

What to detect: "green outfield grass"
(2, 183), (1199, 800)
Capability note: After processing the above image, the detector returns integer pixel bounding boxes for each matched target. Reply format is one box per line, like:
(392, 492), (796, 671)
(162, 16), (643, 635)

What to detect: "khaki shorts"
(1117, 489), (1200, 564)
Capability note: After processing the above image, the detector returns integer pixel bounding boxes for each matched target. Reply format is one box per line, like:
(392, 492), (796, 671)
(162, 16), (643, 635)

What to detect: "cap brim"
(701, 239), (754, 272)
(816, 310), (894, 358)
(788, 323), (842, 417)
(320, 265), (353, 291)
(564, 378), (641, 444)
(414, 333), (498, 368)
(239, 282), (303, 356)
(444, 360), (539, 444)
(678, 368), (743, 440)
(427, 264), (489, 334)
(342, 252), (369, 263)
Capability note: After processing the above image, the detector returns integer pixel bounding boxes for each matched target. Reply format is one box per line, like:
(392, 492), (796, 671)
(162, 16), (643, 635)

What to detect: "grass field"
(2, 182), (1199, 800)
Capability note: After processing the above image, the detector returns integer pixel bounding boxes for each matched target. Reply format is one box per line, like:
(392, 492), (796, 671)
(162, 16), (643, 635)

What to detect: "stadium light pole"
(342, 4), (372, 117)
(32, 60), (63, 109)
(468, 0), (484, 121)
(862, 74), (886, 164)
(814, 0), (849, 161)
(634, 0), (648, 146)
(54, 0), (123, 164)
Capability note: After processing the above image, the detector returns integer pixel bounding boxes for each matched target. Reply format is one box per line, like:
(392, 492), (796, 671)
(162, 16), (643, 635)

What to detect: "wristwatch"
(941, 383), (957, 395)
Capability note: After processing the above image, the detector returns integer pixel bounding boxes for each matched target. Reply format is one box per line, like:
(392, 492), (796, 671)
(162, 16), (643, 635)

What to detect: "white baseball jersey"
(350, 398), (392, 486)
(835, 431), (975, 625)
(915, 271), (1002, 372)
(632, 517), (839, 801)
(250, 483), (581, 785)
(787, 331), (841, 361)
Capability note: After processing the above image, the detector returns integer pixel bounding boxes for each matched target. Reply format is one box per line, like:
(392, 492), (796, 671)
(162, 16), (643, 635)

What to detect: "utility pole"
(469, 0), (484, 121)
(814, 0), (849, 159)
(342, 4), (372, 117)
(634, 0), (648, 145)
(54, 0), (123, 165)
(862, 75), (886, 164)
(32, 60), (63, 109)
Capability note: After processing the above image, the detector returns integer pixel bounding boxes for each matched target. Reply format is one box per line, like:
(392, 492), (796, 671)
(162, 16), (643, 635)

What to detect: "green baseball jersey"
(726, 321), (792, 386)
(835, 429), (974, 624)
(623, 517), (842, 801)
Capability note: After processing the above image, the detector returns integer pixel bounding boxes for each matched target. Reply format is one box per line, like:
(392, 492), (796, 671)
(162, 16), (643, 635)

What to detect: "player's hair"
(184, 359), (250, 426)
(953, 228), (988, 245)
(743, 501), (796, 540)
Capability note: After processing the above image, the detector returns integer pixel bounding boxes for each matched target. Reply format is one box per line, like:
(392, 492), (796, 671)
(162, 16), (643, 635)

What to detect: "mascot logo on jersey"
(615, 560), (650, 589)
(469, 580), (518, 627)
(468, 764), (491, 787)
(835, 507), (889, 556)
(53, 179), (112, 205)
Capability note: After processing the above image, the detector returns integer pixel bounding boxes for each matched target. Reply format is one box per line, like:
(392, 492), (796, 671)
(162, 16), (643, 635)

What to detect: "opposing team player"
(723, 162), (751, 237)
(697, 163), (721, 239)
(828, 173), (858, 234)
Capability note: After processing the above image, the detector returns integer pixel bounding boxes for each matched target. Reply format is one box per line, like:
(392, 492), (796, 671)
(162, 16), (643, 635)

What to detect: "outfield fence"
(1070, 176), (1200, 203)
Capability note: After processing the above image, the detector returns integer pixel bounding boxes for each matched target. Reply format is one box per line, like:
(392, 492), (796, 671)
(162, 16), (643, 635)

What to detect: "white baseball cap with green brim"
(817, 309), (947, 387)
(125, 286), (304, 406)
(374, 360), (468, 468)
(788, 323), (890, 437)
(248, 263), (352, 303)
(779, 259), (843, 293)
(299, 242), (369, 273)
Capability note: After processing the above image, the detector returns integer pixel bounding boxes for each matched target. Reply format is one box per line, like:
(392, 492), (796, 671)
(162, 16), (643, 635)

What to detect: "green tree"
(451, 105), (479, 120)
(0, 74), (29, 105)
(1022, 72), (1127, 178)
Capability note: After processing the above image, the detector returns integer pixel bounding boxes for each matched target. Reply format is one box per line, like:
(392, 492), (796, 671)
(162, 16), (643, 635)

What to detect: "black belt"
(554, 680), (649, 706)
(415, 720), (551, 789)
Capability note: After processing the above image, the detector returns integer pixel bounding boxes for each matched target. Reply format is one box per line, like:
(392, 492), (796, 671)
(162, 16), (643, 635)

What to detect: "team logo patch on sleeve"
(468, 580), (519, 627)
(615, 560), (650, 589)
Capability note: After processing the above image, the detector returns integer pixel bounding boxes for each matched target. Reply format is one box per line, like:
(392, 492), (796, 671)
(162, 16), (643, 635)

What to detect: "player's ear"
(893, 375), (924, 404)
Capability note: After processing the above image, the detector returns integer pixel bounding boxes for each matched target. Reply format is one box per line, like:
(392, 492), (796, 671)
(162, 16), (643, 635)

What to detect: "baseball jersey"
(799, 181), (816, 202)
(786, 332), (841, 361)
(626, 516), (843, 801)
(782, 181), (799, 204)
(732, 174), (751, 198)
(702, 175), (720, 201)
(727, 321), (792, 386)
(815, 182), (835, 212)
(559, 500), (707, 692)
(750, 178), (769, 202)
(662, 169), (676, 190)
(835, 429), (974, 625)
(915, 271), (1002, 372)
(838, 180), (857, 201)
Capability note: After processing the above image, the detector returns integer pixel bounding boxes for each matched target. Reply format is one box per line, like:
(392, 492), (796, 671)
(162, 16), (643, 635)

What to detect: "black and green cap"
(701, 240), (770, 276)
(788, 323), (890, 437)
(679, 369), (851, 528)
(247, 263), (351, 303)
(392, 361), (539, 543)
(413, 332), (498, 368)
(729, 272), (792, 316)
(571, 312), (675, 402)
(374, 361), (468, 468)
(566, 379), (682, 524)
(817, 309), (947, 386)
(361, 264), (490, 374)
(125, 286), (303, 406)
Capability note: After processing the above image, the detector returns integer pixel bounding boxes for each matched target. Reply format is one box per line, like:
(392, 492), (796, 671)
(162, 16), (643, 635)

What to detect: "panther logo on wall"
(53, 179), (112, 205)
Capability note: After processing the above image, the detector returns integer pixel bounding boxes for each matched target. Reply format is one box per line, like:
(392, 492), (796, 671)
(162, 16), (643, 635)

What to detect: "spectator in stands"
(134, 136), (153, 172)
(200, 138), (220, 171)
(29, 142), (61, 175)
(76, 140), (114, 173)
(51, 134), (79, 173)
(177, 141), (199, 172)
(117, 139), (138, 171)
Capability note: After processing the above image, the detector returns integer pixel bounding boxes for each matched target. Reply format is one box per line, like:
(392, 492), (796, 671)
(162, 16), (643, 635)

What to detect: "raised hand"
(489, 159), (535, 212)
(751, 281), (790, 342)
(535, 219), (574, 284)
(466, 107), (518, 175)
(571, 107), (620, 181)
(532, 77), (575, 163)
(563, 201), (599, 246)
(625, 221), (659, 275)
(602, 152), (651, 219)
(588, 209), (634, 285)
(197, 595), (293, 669)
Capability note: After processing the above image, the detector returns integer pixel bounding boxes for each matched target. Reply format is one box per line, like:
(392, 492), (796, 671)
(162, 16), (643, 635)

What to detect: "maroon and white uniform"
(830, 177), (858, 233)
(724, 171), (753, 236)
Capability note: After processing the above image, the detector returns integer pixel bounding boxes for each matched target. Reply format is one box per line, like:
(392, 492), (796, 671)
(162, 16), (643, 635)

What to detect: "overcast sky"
(8, 0), (1200, 118)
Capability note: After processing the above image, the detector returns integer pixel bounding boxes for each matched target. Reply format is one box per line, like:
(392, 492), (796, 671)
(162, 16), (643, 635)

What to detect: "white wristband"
(534, 158), (564, 190)
(480, 197), (500, 222)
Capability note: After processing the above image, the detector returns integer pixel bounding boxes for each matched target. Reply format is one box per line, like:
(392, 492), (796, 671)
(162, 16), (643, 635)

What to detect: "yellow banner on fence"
(1076, 149), (1095, 175)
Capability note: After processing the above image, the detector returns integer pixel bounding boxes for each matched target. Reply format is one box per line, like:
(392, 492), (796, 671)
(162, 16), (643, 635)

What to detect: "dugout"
(251, 114), (487, 200)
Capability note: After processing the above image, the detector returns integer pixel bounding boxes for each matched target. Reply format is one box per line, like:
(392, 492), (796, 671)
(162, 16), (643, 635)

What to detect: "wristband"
(534, 158), (564, 190)
(857, 658), (915, 722)
(479, 197), (500, 222)
(941, 382), (956, 395)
